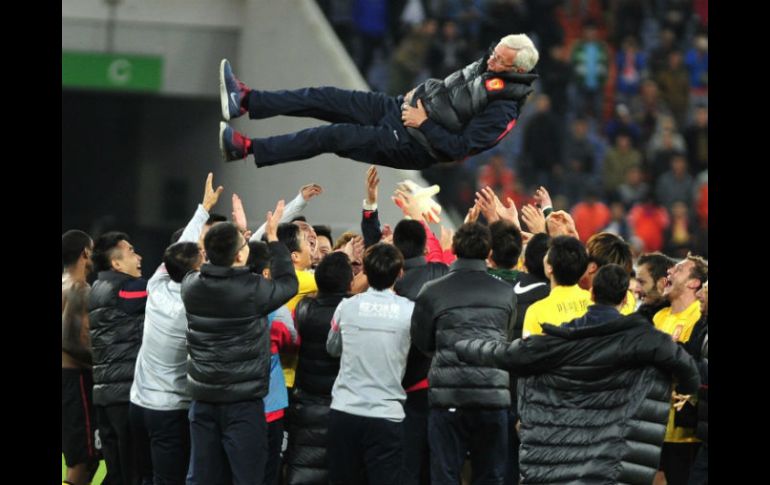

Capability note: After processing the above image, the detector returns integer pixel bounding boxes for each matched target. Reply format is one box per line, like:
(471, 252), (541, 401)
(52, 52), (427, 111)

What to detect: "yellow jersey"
(523, 285), (592, 337)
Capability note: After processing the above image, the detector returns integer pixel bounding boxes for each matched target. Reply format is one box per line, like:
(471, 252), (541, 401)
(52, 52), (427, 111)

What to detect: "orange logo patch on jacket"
(485, 78), (504, 91)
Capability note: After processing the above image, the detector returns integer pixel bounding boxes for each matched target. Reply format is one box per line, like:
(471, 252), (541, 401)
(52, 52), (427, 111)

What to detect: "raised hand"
(475, 186), (500, 223)
(464, 203), (481, 224)
(231, 194), (248, 233)
(495, 196), (520, 229)
(300, 183), (323, 201)
(546, 210), (580, 239)
(203, 172), (224, 211)
(366, 166), (379, 205)
(521, 204), (546, 234)
(534, 186), (552, 209)
(265, 199), (285, 242)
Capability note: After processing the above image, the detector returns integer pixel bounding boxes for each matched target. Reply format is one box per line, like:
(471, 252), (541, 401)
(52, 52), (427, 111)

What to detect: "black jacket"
(411, 258), (515, 408)
(89, 271), (147, 406)
(456, 313), (700, 485)
(181, 242), (298, 403)
(293, 293), (346, 396)
(396, 256), (449, 391)
(408, 56), (537, 162)
(286, 293), (346, 485)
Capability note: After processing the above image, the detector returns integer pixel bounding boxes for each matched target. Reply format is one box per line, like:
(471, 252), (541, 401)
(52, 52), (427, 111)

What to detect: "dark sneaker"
(220, 59), (251, 120)
(219, 122), (249, 162)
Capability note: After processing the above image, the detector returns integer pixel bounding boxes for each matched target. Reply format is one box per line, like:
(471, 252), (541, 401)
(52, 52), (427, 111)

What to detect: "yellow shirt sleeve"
(522, 302), (542, 337)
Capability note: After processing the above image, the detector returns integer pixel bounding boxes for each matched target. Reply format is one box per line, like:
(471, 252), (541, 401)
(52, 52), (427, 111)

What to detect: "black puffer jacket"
(395, 256), (449, 390)
(411, 57), (538, 133)
(411, 258), (515, 409)
(456, 314), (700, 485)
(286, 293), (346, 485)
(181, 242), (297, 403)
(89, 270), (147, 406)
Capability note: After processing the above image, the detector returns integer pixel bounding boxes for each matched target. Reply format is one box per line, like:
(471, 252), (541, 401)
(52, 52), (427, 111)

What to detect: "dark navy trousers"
(428, 407), (508, 485)
(247, 87), (435, 170)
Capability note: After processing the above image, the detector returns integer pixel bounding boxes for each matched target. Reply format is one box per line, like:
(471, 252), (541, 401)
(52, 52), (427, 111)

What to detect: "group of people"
(62, 32), (708, 485)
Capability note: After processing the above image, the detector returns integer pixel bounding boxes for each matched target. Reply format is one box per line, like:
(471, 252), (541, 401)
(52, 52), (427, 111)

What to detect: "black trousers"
(247, 87), (435, 170)
(96, 403), (153, 485)
(428, 407), (508, 485)
(264, 417), (284, 485)
(129, 403), (190, 485)
(402, 390), (430, 485)
(187, 399), (267, 485)
(327, 409), (404, 485)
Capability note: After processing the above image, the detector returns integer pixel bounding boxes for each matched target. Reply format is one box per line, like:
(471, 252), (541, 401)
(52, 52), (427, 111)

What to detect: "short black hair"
(364, 243), (404, 290)
(453, 222), (491, 260)
(586, 232), (633, 274)
(393, 219), (427, 259)
(489, 220), (523, 269)
(313, 225), (333, 243)
(92, 231), (130, 273)
(637, 252), (676, 282)
(204, 222), (241, 267)
(164, 242), (201, 283)
(206, 213), (227, 226)
(315, 252), (353, 294)
(247, 241), (272, 274)
(524, 233), (550, 279)
(592, 264), (629, 306)
(62, 230), (92, 268)
(290, 215), (307, 223)
(547, 236), (589, 286)
(169, 227), (185, 245)
(277, 223), (302, 253)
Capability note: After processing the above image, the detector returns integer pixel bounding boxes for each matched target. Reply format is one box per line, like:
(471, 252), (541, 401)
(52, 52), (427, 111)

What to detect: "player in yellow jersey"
(523, 236), (592, 337)
(581, 232), (637, 315)
(653, 253), (707, 485)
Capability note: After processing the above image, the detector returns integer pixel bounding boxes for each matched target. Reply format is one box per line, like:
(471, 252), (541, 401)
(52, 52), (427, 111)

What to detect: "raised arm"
(251, 183), (323, 241)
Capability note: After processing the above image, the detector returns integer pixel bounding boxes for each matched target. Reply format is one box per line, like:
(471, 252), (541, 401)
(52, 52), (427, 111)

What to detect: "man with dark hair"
(523, 235), (592, 337)
(411, 222), (515, 484)
(182, 199), (298, 484)
(62, 229), (98, 485)
(276, 221), (317, 393)
(582, 232), (636, 314)
(455, 266), (700, 485)
(392, 219), (449, 485)
(285, 252), (352, 485)
(563, 264), (629, 330)
(219, 34), (539, 170)
(89, 229), (151, 485)
(325, 243), (413, 485)
(636, 252), (676, 319)
(653, 253), (707, 485)
(312, 224), (334, 267)
(129, 173), (222, 485)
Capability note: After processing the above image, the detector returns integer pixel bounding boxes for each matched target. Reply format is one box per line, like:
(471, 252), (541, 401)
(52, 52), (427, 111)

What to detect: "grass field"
(61, 455), (106, 484)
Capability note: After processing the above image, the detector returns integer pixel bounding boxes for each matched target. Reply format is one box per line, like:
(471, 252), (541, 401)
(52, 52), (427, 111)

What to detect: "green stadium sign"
(62, 52), (163, 92)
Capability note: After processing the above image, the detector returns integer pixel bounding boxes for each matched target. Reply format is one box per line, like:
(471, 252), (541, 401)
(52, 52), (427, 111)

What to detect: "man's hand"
(231, 194), (248, 233)
(672, 392), (694, 411)
(203, 172), (224, 212)
(265, 200), (285, 242)
(464, 204), (481, 224)
(366, 165), (379, 205)
(475, 186), (500, 224)
(300, 183), (323, 201)
(381, 223), (393, 244)
(521, 204), (546, 234)
(534, 186), (552, 209)
(495, 196), (520, 229)
(546, 210), (580, 239)
(402, 99), (428, 128)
